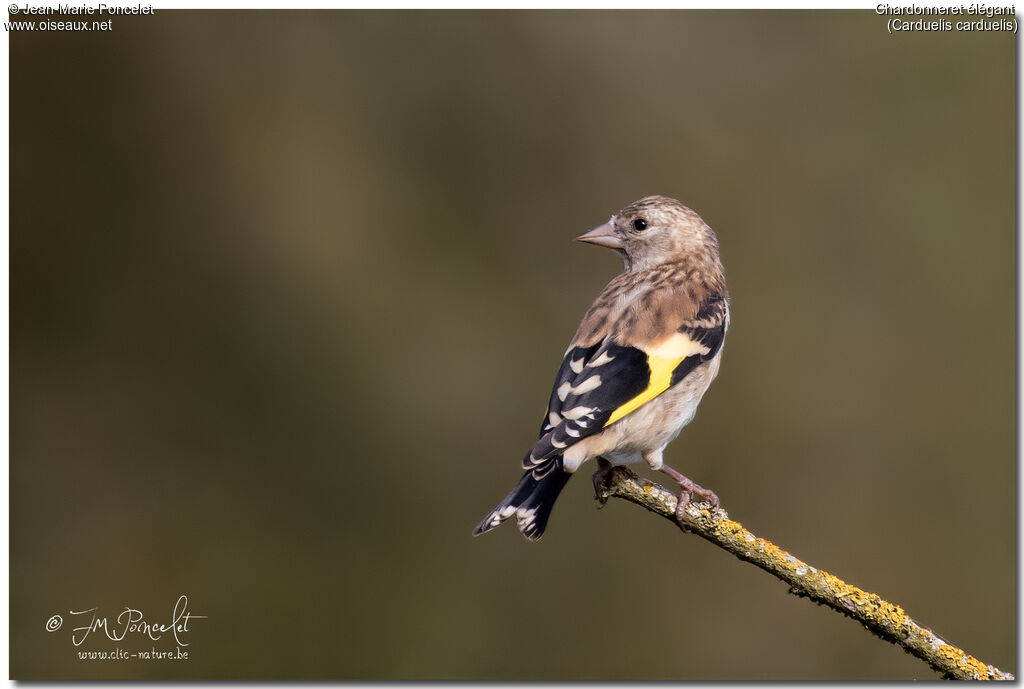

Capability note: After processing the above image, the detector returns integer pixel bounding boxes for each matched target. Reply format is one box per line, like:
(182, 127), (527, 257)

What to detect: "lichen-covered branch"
(592, 463), (1013, 681)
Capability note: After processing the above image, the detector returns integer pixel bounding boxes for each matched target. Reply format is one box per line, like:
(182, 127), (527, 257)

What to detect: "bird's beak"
(576, 222), (623, 249)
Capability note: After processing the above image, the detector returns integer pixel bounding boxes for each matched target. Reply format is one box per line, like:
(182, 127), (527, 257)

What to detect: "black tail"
(473, 457), (572, 541)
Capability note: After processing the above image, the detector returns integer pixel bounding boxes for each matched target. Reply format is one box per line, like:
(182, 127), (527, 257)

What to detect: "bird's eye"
(633, 218), (648, 231)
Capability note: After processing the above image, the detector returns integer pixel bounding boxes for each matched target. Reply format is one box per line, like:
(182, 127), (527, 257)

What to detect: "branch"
(592, 462), (1013, 681)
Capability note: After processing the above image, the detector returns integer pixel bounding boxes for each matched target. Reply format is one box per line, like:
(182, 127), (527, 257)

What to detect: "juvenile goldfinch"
(474, 195), (729, 541)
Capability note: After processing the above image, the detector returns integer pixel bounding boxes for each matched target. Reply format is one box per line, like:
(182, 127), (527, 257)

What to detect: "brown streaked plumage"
(474, 195), (729, 540)
(571, 260), (726, 347)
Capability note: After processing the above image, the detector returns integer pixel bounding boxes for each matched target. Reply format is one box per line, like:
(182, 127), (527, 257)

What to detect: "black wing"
(525, 295), (727, 473)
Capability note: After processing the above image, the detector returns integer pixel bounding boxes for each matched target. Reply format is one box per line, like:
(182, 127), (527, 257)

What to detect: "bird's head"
(577, 195), (719, 272)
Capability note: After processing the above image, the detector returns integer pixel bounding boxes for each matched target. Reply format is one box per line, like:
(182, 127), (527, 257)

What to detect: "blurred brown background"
(10, 10), (1013, 680)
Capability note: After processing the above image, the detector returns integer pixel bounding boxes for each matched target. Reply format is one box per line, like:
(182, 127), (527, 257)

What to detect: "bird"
(473, 195), (729, 541)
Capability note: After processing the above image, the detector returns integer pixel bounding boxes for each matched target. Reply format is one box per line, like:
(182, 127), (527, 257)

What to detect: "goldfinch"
(474, 195), (729, 541)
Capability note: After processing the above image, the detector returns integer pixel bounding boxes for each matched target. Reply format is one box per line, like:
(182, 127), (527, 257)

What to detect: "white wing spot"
(569, 357), (584, 374)
(557, 381), (572, 402)
(570, 375), (602, 395)
(562, 406), (594, 420)
(587, 350), (615, 367)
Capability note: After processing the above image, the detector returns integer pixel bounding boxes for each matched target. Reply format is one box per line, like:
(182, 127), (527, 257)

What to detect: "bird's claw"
(675, 489), (693, 522)
(662, 466), (720, 523)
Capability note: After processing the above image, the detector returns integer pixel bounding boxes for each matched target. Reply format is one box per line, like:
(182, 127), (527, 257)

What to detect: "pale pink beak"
(576, 222), (623, 250)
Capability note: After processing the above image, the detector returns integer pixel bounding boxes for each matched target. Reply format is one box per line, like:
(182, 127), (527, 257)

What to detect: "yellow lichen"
(822, 572), (864, 602)
(717, 519), (746, 541)
(878, 600), (907, 627)
(928, 640), (993, 679)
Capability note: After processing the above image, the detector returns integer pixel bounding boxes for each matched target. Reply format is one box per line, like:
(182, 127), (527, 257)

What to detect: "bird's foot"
(592, 457), (615, 508)
(659, 465), (720, 522)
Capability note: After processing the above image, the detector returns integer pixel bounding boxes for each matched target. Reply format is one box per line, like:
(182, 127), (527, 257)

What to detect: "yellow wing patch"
(603, 332), (708, 427)
(604, 354), (682, 426)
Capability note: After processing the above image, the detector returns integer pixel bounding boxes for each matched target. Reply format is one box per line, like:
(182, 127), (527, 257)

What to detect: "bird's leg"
(659, 464), (720, 521)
